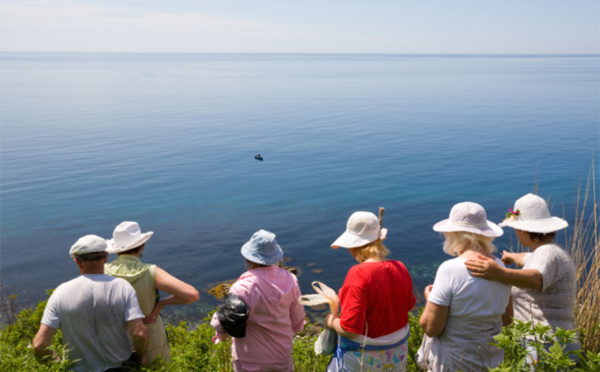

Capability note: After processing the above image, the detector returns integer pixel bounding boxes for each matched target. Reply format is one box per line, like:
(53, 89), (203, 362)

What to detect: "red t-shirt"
(338, 260), (416, 338)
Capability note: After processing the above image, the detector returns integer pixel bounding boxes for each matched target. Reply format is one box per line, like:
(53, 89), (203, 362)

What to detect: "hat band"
(450, 220), (490, 229)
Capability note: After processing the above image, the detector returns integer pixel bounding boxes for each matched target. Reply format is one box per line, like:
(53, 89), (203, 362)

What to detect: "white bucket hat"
(70, 235), (108, 257)
(433, 202), (503, 238)
(499, 193), (568, 233)
(331, 211), (388, 249)
(241, 229), (283, 266)
(106, 221), (154, 254)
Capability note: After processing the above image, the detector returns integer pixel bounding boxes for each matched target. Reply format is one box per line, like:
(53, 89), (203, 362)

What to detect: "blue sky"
(1, 0), (598, 54)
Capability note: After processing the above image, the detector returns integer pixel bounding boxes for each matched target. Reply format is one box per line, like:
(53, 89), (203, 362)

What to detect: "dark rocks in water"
(278, 262), (299, 276)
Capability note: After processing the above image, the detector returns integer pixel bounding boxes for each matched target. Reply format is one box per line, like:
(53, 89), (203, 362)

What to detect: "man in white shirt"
(33, 235), (148, 372)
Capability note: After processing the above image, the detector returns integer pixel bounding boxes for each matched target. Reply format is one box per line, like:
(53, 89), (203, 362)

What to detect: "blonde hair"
(442, 231), (496, 257)
(350, 239), (390, 263)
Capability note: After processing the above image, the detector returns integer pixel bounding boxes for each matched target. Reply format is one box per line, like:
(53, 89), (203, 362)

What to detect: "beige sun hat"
(499, 193), (568, 233)
(106, 221), (154, 254)
(331, 211), (388, 249)
(433, 202), (503, 238)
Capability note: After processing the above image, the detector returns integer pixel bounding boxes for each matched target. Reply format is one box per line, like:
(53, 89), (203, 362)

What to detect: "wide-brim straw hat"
(499, 193), (568, 233)
(241, 229), (283, 266)
(331, 211), (388, 249)
(433, 202), (503, 238)
(106, 221), (154, 254)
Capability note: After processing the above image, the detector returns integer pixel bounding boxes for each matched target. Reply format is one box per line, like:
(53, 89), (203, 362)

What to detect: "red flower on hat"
(505, 208), (520, 221)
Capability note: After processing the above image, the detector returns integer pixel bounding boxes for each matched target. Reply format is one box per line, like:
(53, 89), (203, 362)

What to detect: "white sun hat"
(70, 235), (108, 257)
(331, 211), (388, 249)
(106, 221), (154, 254)
(499, 193), (568, 233)
(433, 202), (503, 238)
(241, 229), (283, 266)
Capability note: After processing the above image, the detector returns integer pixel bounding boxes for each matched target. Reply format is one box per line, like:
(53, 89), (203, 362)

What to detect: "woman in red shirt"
(324, 210), (416, 372)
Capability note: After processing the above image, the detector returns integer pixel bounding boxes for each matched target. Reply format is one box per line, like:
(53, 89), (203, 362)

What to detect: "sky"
(1, 0), (599, 54)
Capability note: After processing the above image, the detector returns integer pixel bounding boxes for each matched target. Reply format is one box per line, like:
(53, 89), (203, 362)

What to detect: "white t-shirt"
(42, 274), (144, 372)
(512, 243), (576, 331)
(424, 256), (511, 371)
(429, 256), (511, 318)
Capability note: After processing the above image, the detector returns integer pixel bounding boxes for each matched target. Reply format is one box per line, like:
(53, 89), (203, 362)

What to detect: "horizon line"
(1, 51), (599, 57)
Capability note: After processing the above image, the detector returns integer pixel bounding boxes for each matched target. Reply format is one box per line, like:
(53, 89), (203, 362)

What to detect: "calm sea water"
(1, 53), (598, 320)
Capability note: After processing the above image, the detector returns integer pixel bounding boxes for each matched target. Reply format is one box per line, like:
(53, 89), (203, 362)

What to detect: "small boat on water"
(254, 154), (263, 161)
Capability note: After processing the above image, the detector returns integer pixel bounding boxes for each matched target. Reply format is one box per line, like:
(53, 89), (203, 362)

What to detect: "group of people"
(32, 221), (199, 371)
(32, 192), (579, 372)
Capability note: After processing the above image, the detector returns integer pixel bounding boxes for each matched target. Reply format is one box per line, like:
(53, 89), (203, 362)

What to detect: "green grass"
(3, 297), (599, 371)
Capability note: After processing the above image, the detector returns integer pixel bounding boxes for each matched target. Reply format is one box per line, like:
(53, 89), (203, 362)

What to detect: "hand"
(144, 310), (159, 324)
(464, 254), (504, 280)
(424, 284), (433, 301)
(501, 251), (515, 265)
(134, 352), (147, 366)
(324, 312), (338, 329)
(143, 303), (163, 324)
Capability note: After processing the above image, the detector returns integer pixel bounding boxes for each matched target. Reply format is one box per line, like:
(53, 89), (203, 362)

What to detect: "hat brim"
(498, 217), (568, 233)
(331, 228), (388, 249)
(241, 242), (283, 266)
(433, 219), (503, 238)
(106, 232), (153, 254)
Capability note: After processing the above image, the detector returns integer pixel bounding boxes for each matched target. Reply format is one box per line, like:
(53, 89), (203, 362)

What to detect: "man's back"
(42, 274), (143, 372)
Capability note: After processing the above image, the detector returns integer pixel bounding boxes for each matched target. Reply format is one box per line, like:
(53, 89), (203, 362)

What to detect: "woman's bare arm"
(501, 251), (529, 267)
(419, 301), (449, 338)
(324, 313), (360, 340)
(501, 296), (514, 327)
(465, 255), (543, 289)
(145, 267), (200, 324)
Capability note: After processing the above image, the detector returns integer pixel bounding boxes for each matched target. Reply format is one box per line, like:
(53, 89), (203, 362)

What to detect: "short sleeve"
(124, 284), (145, 321)
(41, 291), (61, 329)
(427, 260), (455, 307)
(526, 246), (559, 292)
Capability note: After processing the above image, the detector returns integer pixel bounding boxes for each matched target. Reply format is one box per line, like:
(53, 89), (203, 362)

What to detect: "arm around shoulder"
(497, 267), (542, 289)
(466, 255), (542, 289)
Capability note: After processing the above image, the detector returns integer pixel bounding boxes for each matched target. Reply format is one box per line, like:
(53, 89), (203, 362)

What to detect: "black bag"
(216, 293), (249, 338)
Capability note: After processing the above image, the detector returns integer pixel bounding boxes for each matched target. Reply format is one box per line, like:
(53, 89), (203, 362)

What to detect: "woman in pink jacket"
(211, 229), (305, 372)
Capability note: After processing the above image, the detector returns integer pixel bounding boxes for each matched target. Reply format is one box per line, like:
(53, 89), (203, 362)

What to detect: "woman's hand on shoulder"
(464, 254), (505, 281)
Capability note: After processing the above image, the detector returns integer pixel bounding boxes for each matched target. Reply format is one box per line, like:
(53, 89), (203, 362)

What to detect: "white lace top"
(512, 243), (577, 332)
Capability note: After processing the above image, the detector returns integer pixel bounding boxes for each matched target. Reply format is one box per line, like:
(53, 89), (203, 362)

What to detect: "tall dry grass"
(565, 163), (599, 352)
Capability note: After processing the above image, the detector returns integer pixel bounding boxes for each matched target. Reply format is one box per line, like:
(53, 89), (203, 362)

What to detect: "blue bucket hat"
(241, 229), (283, 266)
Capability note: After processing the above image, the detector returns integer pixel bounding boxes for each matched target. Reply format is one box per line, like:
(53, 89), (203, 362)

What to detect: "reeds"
(565, 163), (599, 352)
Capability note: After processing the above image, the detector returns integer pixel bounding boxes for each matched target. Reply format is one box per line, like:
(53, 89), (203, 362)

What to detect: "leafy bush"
(491, 319), (600, 372)
(3, 298), (600, 371)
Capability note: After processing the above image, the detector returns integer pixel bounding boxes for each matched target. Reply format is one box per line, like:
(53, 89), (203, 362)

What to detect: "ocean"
(1, 53), (598, 321)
